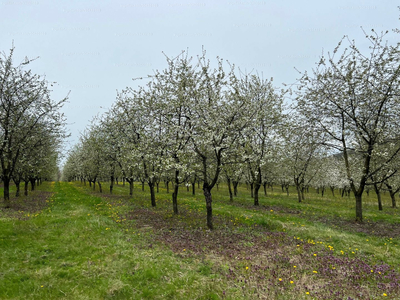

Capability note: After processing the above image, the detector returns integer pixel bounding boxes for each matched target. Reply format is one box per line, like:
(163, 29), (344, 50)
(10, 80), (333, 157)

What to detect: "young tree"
(78, 124), (112, 193)
(296, 30), (400, 221)
(189, 54), (256, 229)
(148, 52), (198, 214)
(222, 153), (244, 201)
(115, 87), (167, 206)
(280, 115), (321, 202)
(239, 75), (283, 206)
(102, 102), (139, 197)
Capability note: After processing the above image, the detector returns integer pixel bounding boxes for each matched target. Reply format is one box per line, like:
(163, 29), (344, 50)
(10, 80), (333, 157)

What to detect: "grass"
(0, 180), (399, 299)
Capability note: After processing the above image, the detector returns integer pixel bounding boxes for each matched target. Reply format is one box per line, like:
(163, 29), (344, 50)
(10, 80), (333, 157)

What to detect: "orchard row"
(64, 29), (400, 228)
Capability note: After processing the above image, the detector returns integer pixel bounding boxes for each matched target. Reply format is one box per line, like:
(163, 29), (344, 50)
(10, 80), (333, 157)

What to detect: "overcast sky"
(1, 0), (398, 159)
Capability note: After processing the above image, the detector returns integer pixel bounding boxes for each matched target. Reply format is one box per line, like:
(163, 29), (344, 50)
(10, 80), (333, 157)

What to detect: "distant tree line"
(0, 47), (67, 207)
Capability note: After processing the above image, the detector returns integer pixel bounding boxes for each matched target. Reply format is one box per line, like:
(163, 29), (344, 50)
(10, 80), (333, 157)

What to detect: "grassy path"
(2, 181), (400, 299)
(0, 182), (225, 300)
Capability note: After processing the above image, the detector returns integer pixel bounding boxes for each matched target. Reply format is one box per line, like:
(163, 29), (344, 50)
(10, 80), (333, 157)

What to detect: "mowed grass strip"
(0, 182), (228, 300)
(108, 181), (400, 269)
(77, 181), (400, 299)
(3, 180), (398, 299)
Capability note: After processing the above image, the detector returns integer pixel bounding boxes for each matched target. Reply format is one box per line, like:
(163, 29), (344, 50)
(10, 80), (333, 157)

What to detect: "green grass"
(1, 181), (399, 299)
(108, 181), (400, 267)
(0, 182), (231, 299)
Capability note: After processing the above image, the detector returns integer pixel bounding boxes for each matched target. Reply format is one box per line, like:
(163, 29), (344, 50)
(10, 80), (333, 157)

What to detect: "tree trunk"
(141, 181), (145, 191)
(192, 182), (195, 195)
(254, 183), (261, 206)
(15, 180), (20, 197)
(285, 185), (289, 196)
(166, 181), (169, 193)
(30, 178), (35, 191)
(127, 179), (134, 197)
(227, 177), (233, 202)
(254, 167), (262, 206)
(156, 182), (159, 193)
(355, 192), (363, 222)
(233, 181), (238, 196)
(172, 170), (179, 214)
(203, 184), (213, 230)
(24, 180), (29, 196)
(98, 181), (102, 193)
(172, 184), (179, 214)
(110, 174), (114, 194)
(390, 190), (397, 208)
(149, 182), (156, 207)
(296, 184), (302, 203)
(330, 186), (335, 196)
(250, 182), (254, 198)
(3, 176), (11, 208)
(264, 182), (268, 196)
(373, 183), (383, 211)
(321, 187), (325, 197)
(385, 183), (397, 208)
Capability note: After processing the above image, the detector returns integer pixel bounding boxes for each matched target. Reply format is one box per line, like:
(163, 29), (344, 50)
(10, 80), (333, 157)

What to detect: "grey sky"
(1, 0), (398, 157)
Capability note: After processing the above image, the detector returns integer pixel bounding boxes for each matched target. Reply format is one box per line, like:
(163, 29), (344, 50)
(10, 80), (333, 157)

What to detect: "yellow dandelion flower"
(278, 278), (282, 281)
(290, 281), (294, 284)
(313, 270), (318, 273)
